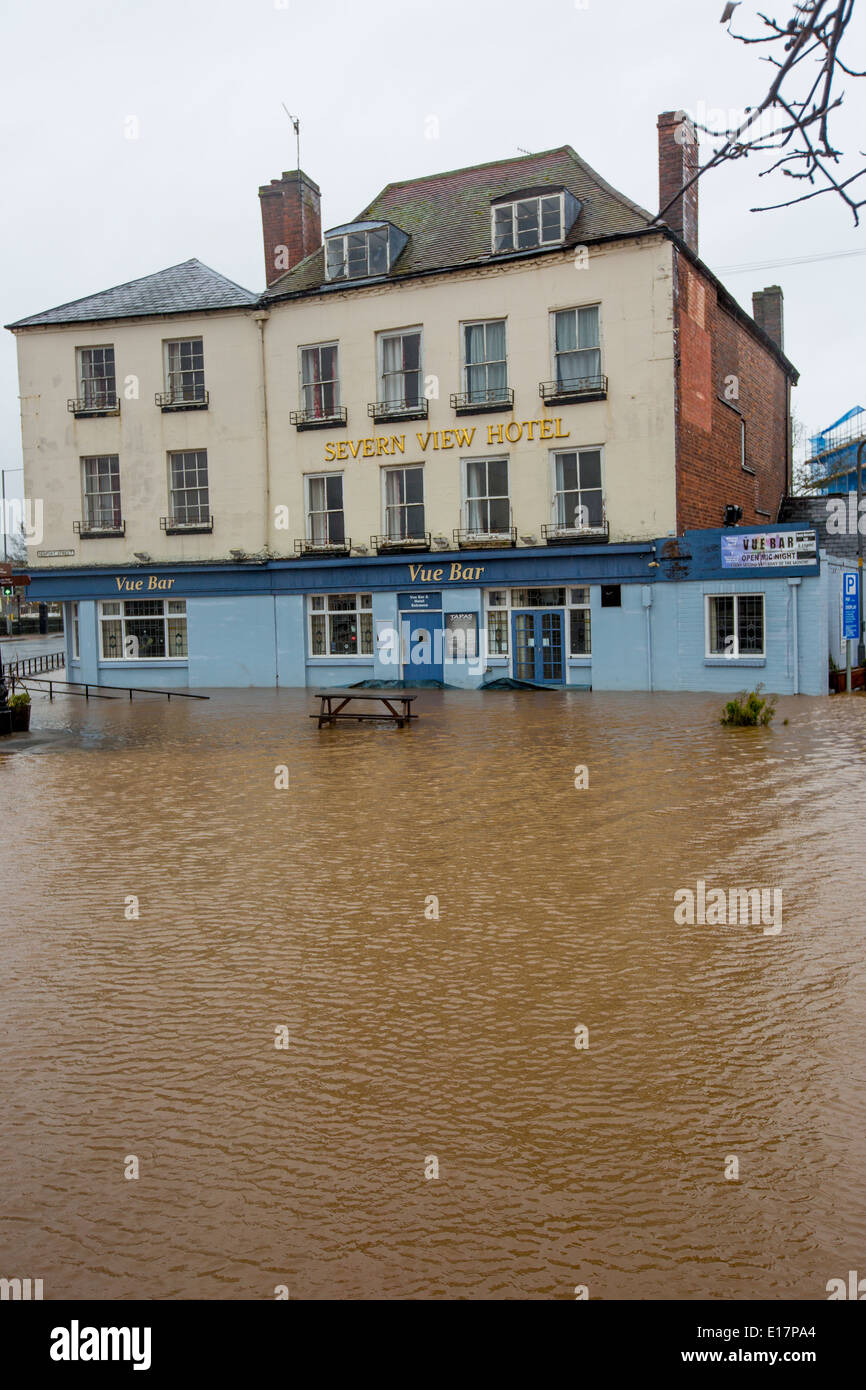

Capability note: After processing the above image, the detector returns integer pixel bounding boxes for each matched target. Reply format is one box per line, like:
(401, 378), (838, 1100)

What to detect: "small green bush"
(720, 684), (777, 727)
(8, 691), (31, 711)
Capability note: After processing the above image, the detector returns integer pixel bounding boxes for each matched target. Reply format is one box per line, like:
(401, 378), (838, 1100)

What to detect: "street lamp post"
(0, 630), (11, 737)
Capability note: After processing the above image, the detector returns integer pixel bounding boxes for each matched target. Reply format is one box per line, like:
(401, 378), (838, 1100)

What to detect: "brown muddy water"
(1, 686), (864, 1301)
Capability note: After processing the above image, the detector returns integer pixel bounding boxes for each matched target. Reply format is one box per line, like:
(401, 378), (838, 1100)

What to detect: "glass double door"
(512, 610), (565, 685)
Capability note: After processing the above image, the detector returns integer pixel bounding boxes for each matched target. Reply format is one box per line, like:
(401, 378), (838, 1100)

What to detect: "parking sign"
(842, 571), (860, 641)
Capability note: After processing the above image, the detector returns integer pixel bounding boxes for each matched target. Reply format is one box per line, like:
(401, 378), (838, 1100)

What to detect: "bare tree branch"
(654, 0), (866, 225)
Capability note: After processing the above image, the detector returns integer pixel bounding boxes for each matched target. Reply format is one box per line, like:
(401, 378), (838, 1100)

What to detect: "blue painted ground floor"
(24, 526), (832, 695)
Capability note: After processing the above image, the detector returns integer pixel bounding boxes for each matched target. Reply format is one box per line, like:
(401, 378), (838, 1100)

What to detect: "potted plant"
(9, 690), (31, 732)
(829, 656), (866, 692)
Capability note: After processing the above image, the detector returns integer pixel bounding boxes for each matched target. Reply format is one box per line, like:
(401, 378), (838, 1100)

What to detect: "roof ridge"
(558, 145), (655, 225)
(355, 146), (575, 218)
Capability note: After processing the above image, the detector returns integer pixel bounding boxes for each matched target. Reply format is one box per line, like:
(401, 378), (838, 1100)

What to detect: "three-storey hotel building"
(8, 113), (829, 694)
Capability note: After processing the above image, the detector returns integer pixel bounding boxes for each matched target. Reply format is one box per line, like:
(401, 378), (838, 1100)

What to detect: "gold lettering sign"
(325, 420), (569, 462)
(408, 562), (485, 583)
(115, 575), (176, 592)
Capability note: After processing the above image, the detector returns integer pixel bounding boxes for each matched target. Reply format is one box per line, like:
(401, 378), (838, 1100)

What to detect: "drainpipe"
(642, 585), (654, 691)
(253, 311), (271, 555)
(857, 440), (865, 668)
(788, 577), (800, 695)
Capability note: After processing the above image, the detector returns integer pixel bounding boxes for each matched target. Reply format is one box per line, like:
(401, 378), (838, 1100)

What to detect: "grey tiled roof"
(7, 259), (257, 328)
(262, 145), (655, 300)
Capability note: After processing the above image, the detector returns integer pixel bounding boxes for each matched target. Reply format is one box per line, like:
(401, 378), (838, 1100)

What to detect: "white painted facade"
(13, 233), (677, 567)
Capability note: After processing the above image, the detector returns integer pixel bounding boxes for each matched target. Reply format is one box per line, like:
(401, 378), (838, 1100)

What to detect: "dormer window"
(490, 188), (580, 256)
(327, 226), (389, 280)
(493, 195), (563, 252)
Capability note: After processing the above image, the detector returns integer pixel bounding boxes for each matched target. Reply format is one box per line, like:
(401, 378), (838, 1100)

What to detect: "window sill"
(704, 657), (766, 667)
(307, 656), (374, 662)
(98, 659), (189, 666)
(568, 657), (592, 665)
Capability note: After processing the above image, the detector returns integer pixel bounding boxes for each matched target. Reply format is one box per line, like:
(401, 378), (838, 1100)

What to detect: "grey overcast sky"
(1, 0), (864, 497)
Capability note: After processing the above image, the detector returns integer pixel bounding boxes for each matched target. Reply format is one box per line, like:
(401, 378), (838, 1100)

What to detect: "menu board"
(445, 612), (478, 659)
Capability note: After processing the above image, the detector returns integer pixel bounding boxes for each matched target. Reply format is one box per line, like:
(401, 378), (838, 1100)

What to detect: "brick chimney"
(752, 285), (784, 351)
(657, 111), (699, 255)
(258, 170), (321, 287)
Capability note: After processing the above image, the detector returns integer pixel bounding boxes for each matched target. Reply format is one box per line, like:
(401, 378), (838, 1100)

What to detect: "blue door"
(404, 611), (444, 682)
(512, 610), (565, 685)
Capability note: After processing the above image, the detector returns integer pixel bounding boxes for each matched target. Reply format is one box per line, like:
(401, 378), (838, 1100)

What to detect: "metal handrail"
(367, 398), (429, 422)
(4, 651), (66, 677)
(450, 387), (514, 414)
(539, 375), (608, 401)
(14, 674), (209, 701)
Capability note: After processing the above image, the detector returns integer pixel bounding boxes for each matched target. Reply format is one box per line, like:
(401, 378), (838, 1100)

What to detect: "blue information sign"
(842, 570), (860, 640)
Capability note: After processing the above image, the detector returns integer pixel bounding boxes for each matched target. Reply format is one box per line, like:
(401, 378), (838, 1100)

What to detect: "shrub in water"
(720, 684), (777, 727)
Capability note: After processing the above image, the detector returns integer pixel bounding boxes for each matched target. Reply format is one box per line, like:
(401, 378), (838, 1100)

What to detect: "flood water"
(1, 685), (864, 1301)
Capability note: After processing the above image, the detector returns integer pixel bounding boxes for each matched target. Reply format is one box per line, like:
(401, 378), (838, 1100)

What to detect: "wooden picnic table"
(312, 688), (422, 729)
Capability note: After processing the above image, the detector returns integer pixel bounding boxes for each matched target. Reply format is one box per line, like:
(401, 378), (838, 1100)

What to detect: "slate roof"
(7, 258), (257, 329)
(261, 146), (655, 300)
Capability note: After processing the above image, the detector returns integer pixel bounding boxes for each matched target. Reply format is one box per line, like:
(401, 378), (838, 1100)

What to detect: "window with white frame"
(552, 306), (601, 388)
(76, 345), (116, 409)
(383, 465), (425, 540)
(484, 587), (592, 657)
(99, 599), (188, 660)
(553, 448), (604, 529)
(82, 455), (122, 528)
(70, 602), (79, 659)
(464, 458), (510, 535)
(308, 593), (373, 657)
(326, 227), (389, 281)
(707, 593), (765, 657)
(306, 473), (345, 545)
(493, 194), (565, 253)
(168, 450), (210, 525)
(378, 329), (422, 410)
(165, 338), (205, 403)
(569, 586), (591, 656)
(300, 343), (340, 419)
(484, 590), (510, 656)
(463, 320), (508, 404)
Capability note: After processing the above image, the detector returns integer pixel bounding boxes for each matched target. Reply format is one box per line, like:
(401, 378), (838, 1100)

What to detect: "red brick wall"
(259, 171), (321, 287)
(675, 252), (790, 532)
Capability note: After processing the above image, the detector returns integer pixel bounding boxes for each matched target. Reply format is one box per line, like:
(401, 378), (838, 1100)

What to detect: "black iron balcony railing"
(371, 532), (432, 555)
(367, 397), (429, 424)
(67, 396), (120, 418)
(294, 536), (351, 557)
(453, 526), (517, 549)
(290, 406), (348, 431)
(160, 514), (214, 535)
(155, 389), (209, 411)
(539, 375), (608, 404)
(541, 519), (610, 545)
(73, 518), (126, 538)
(450, 387), (515, 416)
